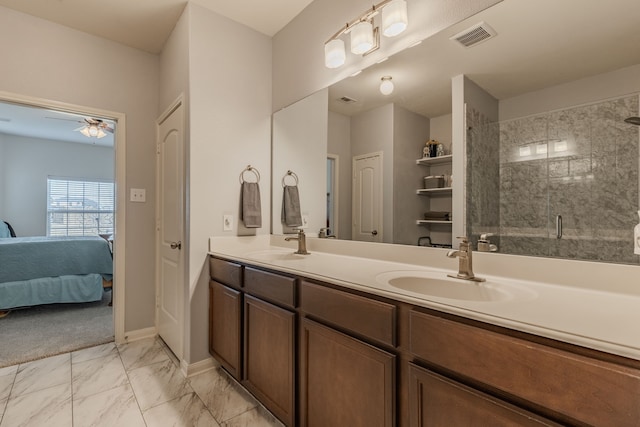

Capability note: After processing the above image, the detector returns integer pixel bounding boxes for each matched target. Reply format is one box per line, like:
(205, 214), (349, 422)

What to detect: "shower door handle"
(556, 215), (562, 239)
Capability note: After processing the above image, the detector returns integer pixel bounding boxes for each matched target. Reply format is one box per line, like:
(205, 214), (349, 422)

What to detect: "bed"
(0, 236), (113, 311)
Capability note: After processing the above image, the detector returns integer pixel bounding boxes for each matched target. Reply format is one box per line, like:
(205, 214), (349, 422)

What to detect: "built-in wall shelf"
(416, 187), (452, 195)
(416, 220), (453, 225)
(416, 155), (452, 166)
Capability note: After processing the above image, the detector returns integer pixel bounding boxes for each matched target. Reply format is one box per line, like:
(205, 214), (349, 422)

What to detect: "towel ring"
(239, 165), (260, 184)
(282, 170), (299, 187)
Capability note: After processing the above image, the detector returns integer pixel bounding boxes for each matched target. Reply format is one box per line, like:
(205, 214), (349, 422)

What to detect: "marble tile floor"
(0, 337), (284, 427)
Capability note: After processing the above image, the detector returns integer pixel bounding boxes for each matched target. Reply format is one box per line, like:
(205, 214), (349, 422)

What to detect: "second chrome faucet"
(446, 237), (485, 282)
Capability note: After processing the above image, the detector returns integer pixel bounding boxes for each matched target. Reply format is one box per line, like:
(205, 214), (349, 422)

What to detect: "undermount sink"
(376, 271), (535, 302)
(244, 249), (306, 262)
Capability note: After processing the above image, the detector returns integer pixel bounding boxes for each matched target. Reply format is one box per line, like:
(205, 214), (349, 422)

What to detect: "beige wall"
(272, 89), (328, 236)
(0, 135), (114, 236)
(499, 64), (640, 120)
(327, 111), (352, 239)
(0, 6), (159, 333)
(272, 0), (502, 111)
(184, 4), (273, 363)
(393, 106), (430, 245)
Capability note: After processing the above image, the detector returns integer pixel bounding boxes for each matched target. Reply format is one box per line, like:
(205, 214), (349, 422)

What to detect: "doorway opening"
(0, 91), (126, 366)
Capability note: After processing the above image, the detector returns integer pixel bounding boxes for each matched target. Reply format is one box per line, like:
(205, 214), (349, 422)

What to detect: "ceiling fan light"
(97, 128), (107, 139)
(382, 0), (408, 37)
(350, 20), (374, 54)
(380, 76), (394, 95)
(88, 124), (99, 137)
(79, 126), (91, 138)
(325, 39), (346, 68)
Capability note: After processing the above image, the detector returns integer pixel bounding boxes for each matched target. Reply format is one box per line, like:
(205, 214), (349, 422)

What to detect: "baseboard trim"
(181, 356), (219, 378)
(122, 327), (157, 344)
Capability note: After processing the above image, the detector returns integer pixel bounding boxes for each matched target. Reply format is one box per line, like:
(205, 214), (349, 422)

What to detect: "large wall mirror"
(272, 0), (640, 265)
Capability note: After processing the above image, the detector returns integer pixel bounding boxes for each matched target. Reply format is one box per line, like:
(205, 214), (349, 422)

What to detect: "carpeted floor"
(0, 290), (114, 368)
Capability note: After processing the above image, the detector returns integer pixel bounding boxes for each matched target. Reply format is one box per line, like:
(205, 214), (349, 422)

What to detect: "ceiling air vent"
(450, 21), (496, 48)
(338, 96), (358, 104)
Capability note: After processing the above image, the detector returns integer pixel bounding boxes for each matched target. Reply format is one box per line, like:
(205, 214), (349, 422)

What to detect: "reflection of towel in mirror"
(241, 182), (262, 228)
(282, 185), (302, 227)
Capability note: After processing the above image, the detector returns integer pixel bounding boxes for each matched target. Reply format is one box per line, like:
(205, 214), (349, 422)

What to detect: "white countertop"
(209, 235), (640, 361)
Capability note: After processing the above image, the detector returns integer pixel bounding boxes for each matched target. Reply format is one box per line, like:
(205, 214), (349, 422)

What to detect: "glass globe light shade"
(382, 0), (408, 37)
(379, 77), (394, 95)
(350, 20), (374, 54)
(324, 39), (346, 68)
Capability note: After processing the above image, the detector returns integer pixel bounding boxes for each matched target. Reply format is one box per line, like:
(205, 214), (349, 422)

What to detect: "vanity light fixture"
(379, 76), (394, 95)
(324, 0), (409, 69)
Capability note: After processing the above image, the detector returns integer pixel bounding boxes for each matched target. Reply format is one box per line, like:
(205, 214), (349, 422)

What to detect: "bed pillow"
(0, 221), (11, 238)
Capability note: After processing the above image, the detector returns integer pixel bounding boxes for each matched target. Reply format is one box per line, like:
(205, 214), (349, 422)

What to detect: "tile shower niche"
(467, 94), (640, 264)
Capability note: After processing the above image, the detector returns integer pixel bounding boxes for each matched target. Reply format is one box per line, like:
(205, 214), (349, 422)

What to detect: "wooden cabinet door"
(408, 364), (560, 427)
(244, 295), (295, 427)
(300, 318), (395, 427)
(209, 280), (242, 379)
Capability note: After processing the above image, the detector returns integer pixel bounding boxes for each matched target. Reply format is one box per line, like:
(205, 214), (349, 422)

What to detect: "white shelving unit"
(416, 187), (452, 196)
(416, 154), (453, 247)
(415, 154), (452, 166)
(416, 219), (453, 225)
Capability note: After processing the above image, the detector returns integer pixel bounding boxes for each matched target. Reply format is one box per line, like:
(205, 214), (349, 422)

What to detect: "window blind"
(47, 177), (114, 237)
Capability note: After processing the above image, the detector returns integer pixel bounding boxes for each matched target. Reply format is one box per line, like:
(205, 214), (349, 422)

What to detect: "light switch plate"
(130, 188), (146, 202)
(223, 214), (233, 231)
(301, 214), (309, 228)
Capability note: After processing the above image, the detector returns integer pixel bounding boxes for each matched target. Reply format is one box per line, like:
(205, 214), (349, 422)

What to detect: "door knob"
(170, 241), (182, 250)
(371, 230), (378, 236)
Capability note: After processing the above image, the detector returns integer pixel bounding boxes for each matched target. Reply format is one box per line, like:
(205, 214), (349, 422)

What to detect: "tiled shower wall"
(468, 94), (640, 264)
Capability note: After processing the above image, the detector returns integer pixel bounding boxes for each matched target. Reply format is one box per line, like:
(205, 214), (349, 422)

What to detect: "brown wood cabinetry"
(209, 280), (242, 379)
(244, 295), (295, 426)
(209, 256), (640, 427)
(409, 309), (640, 426)
(408, 364), (559, 426)
(300, 318), (396, 427)
(300, 280), (396, 347)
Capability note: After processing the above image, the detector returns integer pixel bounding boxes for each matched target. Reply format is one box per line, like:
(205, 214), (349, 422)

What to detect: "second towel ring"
(282, 170), (299, 187)
(239, 165), (260, 184)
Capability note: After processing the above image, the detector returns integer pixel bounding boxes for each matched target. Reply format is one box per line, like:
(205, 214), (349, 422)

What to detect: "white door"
(156, 102), (184, 359)
(352, 152), (383, 242)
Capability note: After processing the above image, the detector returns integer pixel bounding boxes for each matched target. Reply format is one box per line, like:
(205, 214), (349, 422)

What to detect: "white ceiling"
(329, 0), (640, 118)
(0, 0), (314, 53)
(1, 0), (639, 145)
(0, 0), (312, 146)
(0, 102), (115, 147)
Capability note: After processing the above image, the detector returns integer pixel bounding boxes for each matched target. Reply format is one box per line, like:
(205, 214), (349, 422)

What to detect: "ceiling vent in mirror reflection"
(450, 21), (497, 48)
(339, 96), (358, 104)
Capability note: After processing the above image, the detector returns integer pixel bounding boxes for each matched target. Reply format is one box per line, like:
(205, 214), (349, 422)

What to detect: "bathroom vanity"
(208, 236), (640, 427)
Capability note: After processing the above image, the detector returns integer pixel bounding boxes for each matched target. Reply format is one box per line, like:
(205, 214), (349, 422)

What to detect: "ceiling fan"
(74, 118), (114, 139)
(45, 115), (115, 139)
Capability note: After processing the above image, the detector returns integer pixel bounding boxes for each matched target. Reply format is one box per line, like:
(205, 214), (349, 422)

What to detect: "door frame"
(154, 95), (186, 359)
(327, 154), (339, 237)
(0, 90), (127, 343)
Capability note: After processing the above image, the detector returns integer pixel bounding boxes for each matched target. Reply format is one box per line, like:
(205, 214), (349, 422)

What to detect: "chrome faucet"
(284, 228), (310, 255)
(318, 227), (336, 238)
(446, 237), (485, 282)
(477, 233), (498, 252)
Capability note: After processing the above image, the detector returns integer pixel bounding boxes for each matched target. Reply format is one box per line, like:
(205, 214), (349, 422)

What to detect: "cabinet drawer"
(244, 267), (296, 309)
(209, 257), (242, 289)
(300, 280), (396, 347)
(409, 310), (640, 427)
(408, 363), (560, 426)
